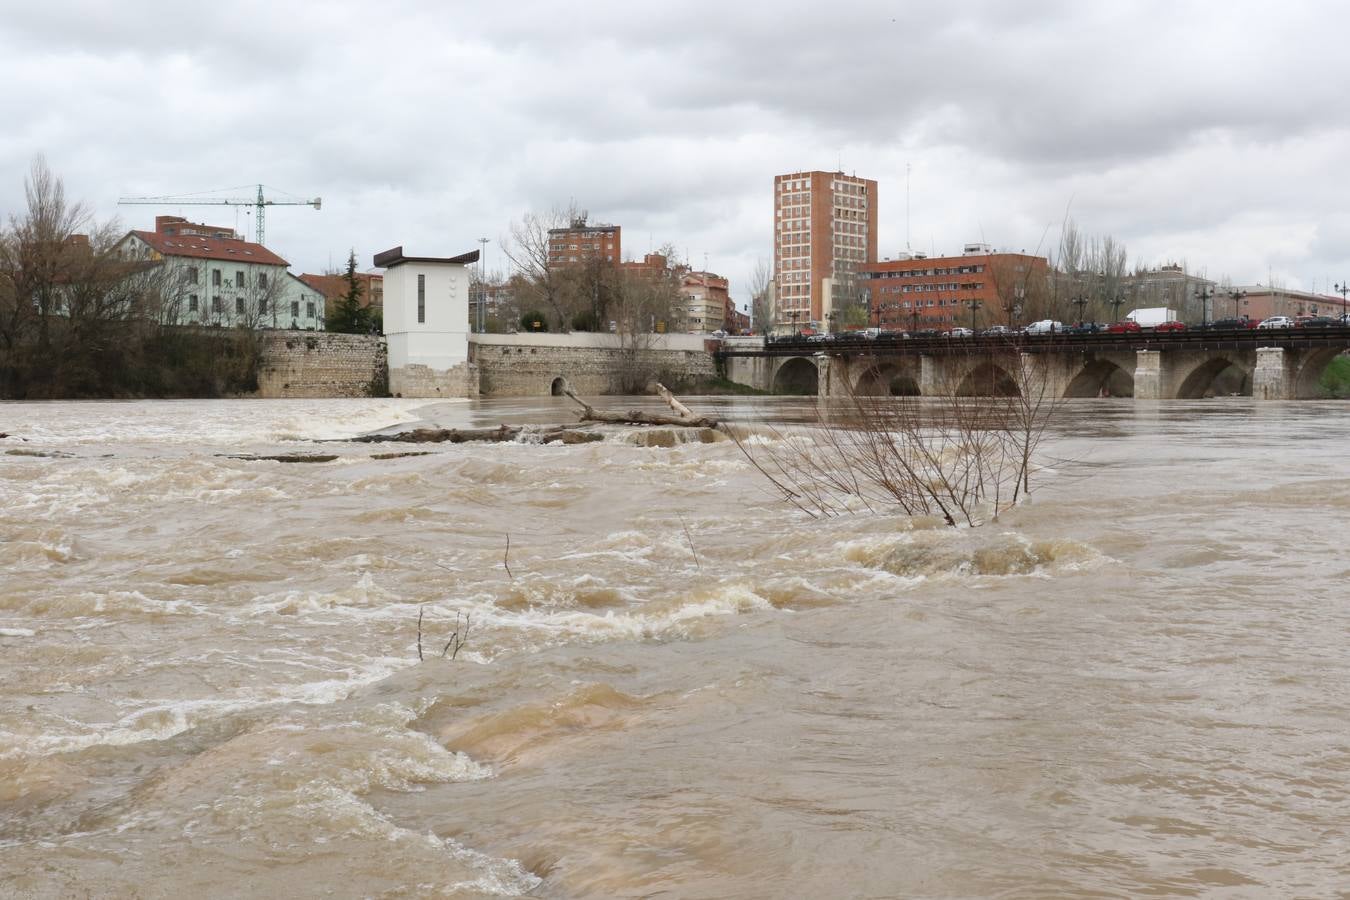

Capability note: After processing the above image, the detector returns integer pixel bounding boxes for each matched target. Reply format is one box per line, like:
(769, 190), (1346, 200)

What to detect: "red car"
(1153, 320), (1187, 333)
(1106, 320), (1142, 333)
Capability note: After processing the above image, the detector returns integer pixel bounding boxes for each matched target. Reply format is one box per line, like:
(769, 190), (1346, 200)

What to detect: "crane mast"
(116, 184), (321, 246)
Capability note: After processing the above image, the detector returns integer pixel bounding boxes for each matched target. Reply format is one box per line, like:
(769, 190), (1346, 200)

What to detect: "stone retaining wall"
(471, 334), (719, 396)
(256, 331), (386, 398)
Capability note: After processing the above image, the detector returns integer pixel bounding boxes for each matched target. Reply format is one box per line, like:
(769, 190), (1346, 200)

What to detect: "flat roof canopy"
(373, 246), (479, 269)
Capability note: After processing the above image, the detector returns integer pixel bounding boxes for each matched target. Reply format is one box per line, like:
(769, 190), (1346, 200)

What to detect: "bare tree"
(748, 257), (772, 333)
(500, 203), (587, 331)
(728, 351), (1061, 527)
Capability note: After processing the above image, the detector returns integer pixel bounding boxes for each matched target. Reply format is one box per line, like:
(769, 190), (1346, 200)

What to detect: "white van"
(1023, 319), (1063, 334)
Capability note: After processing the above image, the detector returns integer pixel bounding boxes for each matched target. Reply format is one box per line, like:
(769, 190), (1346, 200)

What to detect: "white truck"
(1125, 307), (1178, 327)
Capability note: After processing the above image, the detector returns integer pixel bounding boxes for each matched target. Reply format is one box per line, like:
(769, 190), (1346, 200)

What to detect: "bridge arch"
(1176, 356), (1252, 398)
(773, 356), (819, 394)
(956, 360), (1019, 397)
(853, 362), (921, 396)
(1293, 348), (1347, 399)
(1064, 358), (1134, 398)
(550, 376), (567, 395)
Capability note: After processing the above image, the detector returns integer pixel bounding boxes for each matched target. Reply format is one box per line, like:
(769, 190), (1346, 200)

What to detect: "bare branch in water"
(503, 534), (514, 580)
(679, 514), (702, 572)
(416, 605), (425, 661)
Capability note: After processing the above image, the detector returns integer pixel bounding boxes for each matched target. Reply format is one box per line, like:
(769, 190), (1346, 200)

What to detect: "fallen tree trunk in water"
(351, 425), (603, 444)
(561, 380), (718, 428)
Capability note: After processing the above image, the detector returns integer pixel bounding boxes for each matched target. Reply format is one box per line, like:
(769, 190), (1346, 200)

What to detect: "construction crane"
(117, 184), (321, 246)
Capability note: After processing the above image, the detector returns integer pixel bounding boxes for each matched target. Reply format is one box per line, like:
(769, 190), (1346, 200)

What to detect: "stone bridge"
(720, 330), (1350, 400)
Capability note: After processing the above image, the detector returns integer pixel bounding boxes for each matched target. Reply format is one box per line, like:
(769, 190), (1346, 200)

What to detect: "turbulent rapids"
(3, 396), (1350, 897)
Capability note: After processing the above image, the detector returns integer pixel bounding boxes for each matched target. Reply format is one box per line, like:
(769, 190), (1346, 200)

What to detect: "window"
(258, 272), (268, 289)
(259, 298), (267, 314)
(306, 300), (315, 319)
(212, 269), (221, 287)
(188, 268), (198, 285)
(235, 297), (245, 315)
(235, 270), (244, 288)
(212, 297), (222, 313)
(189, 294), (198, 312)
(291, 301), (300, 318)
(417, 274), (426, 323)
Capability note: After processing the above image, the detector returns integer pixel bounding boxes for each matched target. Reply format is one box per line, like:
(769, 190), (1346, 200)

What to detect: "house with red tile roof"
(113, 216), (324, 330)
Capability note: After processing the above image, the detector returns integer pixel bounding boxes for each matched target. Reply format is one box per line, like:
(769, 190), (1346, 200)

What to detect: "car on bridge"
(1295, 316), (1341, 329)
(946, 327), (974, 338)
(1153, 320), (1187, 333)
(1023, 319), (1063, 334)
(1106, 320), (1142, 333)
(981, 325), (1014, 336)
(1065, 321), (1103, 334)
(1257, 316), (1294, 329)
(1207, 316), (1259, 329)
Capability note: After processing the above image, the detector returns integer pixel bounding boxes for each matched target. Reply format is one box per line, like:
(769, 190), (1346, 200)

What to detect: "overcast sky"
(4, 0), (1348, 306)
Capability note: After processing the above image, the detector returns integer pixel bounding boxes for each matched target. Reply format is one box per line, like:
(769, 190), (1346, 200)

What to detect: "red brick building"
(862, 246), (1049, 332)
(773, 170), (878, 333)
(547, 218), (620, 266)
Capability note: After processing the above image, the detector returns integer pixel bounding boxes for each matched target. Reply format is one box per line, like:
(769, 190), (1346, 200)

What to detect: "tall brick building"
(773, 170), (877, 333)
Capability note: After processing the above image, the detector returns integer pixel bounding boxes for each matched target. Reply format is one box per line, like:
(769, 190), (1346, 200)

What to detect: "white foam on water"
(0, 627), (36, 637)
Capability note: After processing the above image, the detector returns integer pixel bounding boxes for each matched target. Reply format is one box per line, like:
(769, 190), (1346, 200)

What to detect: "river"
(2, 396), (1347, 898)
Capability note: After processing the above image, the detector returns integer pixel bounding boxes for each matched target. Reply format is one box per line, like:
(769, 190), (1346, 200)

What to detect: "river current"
(1, 396), (1347, 898)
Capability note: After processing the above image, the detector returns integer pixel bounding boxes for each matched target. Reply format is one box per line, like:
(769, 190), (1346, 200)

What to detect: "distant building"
(114, 216), (324, 330)
(679, 270), (731, 334)
(1121, 264), (1215, 323)
(548, 216), (621, 266)
(773, 170), (877, 333)
(1228, 286), (1348, 321)
(862, 246), (1049, 332)
(620, 252), (674, 278)
(299, 271), (384, 322)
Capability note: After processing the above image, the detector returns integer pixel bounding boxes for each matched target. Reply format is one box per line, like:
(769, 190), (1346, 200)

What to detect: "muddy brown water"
(2, 397), (1348, 897)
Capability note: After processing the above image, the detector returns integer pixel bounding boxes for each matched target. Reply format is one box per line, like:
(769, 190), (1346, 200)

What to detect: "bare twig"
(440, 612), (471, 660)
(503, 534), (513, 580)
(679, 514), (701, 572)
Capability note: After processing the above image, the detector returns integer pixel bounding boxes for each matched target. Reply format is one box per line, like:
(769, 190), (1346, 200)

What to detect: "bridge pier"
(1253, 347), (1294, 400)
(1134, 351), (1161, 400)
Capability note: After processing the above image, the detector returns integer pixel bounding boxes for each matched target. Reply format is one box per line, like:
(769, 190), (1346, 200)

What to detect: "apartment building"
(772, 170), (877, 332)
(862, 245), (1048, 332)
(547, 217), (621, 266)
(679, 270), (731, 334)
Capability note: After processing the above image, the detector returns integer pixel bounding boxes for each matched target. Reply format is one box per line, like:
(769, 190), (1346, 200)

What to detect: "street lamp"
(965, 297), (982, 332)
(1226, 288), (1247, 321)
(1195, 285), (1216, 327)
(1003, 284), (1025, 330)
(1070, 294), (1090, 325)
(1335, 281), (1349, 321)
(1109, 293), (1126, 323)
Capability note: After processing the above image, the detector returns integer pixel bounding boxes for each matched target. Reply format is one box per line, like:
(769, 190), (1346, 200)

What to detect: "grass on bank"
(1320, 356), (1350, 399)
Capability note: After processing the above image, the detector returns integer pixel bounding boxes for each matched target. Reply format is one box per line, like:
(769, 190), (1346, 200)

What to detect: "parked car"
(1257, 316), (1294, 329)
(710, 329), (728, 339)
(946, 327), (974, 338)
(1023, 319), (1063, 334)
(1106, 320), (1142, 333)
(1295, 316), (1340, 329)
(981, 324), (1013, 337)
(1065, 321), (1102, 335)
(1208, 316), (1258, 329)
(1153, 320), (1187, 333)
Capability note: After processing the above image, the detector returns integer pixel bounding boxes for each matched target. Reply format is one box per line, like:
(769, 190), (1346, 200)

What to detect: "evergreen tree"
(328, 250), (370, 333)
